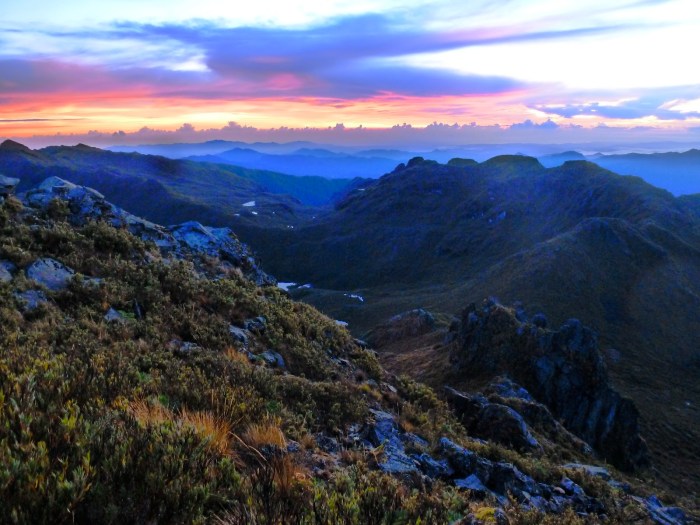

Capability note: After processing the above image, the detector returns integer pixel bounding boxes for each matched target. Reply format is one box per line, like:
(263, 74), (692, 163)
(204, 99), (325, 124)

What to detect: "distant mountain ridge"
(0, 140), (367, 226)
(539, 148), (700, 195)
(187, 147), (399, 179)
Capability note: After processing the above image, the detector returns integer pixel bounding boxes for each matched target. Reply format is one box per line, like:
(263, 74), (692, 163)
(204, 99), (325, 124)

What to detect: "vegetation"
(0, 187), (686, 523)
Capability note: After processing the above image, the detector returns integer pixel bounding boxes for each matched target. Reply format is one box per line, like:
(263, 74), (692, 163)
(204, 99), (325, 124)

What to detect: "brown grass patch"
(242, 417), (286, 449)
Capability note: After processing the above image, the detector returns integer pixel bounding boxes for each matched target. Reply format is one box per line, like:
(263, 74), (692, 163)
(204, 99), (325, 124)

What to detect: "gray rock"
(366, 410), (419, 474)
(0, 261), (15, 283)
(453, 303), (649, 471)
(229, 325), (250, 347)
(169, 221), (275, 285)
(315, 434), (340, 454)
(26, 258), (75, 291)
(168, 340), (200, 357)
(243, 316), (267, 332)
(104, 308), (125, 323)
(485, 377), (534, 401)
(286, 440), (302, 453)
(455, 474), (489, 495)
(445, 386), (541, 452)
(634, 495), (687, 525)
(412, 453), (454, 479)
(560, 477), (585, 497)
(259, 350), (285, 368)
(14, 290), (48, 311)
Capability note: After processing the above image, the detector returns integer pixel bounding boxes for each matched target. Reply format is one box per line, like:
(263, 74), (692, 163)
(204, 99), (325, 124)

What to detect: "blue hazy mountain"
(187, 148), (400, 179)
(540, 149), (700, 195)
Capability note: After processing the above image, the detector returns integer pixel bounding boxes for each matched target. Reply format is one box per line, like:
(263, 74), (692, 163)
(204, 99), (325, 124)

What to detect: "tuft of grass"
(242, 417), (287, 449)
(179, 408), (234, 457)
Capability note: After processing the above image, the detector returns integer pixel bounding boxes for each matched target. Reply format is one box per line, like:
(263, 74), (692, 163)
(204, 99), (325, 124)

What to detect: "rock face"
(450, 302), (649, 471)
(22, 177), (273, 285)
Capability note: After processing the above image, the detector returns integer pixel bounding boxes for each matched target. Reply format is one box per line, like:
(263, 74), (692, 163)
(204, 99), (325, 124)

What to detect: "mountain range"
(1, 141), (699, 506)
(110, 139), (700, 195)
(245, 156), (700, 499)
(4, 169), (694, 522)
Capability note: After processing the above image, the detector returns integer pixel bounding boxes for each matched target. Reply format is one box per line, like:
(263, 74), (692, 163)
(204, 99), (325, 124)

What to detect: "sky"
(2, 0), (700, 147)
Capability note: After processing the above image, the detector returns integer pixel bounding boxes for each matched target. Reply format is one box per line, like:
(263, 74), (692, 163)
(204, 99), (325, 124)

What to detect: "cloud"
(10, 118), (700, 151)
(530, 87), (700, 121)
(509, 119), (559, 130)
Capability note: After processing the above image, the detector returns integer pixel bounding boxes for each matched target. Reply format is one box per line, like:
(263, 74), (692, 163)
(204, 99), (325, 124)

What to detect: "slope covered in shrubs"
(0, 180), (689, 524)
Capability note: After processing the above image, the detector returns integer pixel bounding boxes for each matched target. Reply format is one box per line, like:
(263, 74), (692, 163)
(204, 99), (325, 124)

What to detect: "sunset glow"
(2, 0), (699, 146)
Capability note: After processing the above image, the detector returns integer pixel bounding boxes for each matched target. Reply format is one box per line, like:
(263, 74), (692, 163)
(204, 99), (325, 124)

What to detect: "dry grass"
(180, 408), (233, 457)
(129, 399), (234, 457)
(129, 398), (173, 427)
(225, 346), (251, 365)
(242, 417), (287, 449)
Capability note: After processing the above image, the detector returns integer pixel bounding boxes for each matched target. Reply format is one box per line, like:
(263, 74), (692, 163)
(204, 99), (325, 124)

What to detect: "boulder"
(26, 258), (75, 291)
(637, 495), (687, 525)
(14, 290), (48, 311)
(451, 302), (649, 471)
(484, 377), (533, 402)
(259, 350), (285, 369)
(168, 340), (200, 357)
(455, 474), (490, 496)
(169, 221), (275, 285)
(0, 260), (15, 283)
(104, 308), (125, 323)
(366, 410), (419, 474)
(243, 316), (267, 332)
(229, 325), (250, 347)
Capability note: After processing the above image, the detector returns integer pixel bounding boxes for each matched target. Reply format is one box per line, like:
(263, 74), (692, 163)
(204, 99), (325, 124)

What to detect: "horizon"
(2, 0), (700, 149)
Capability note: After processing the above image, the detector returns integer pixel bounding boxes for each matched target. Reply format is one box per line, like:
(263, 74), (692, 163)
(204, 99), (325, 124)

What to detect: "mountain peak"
(0, 139), (32, 153)
(481, 154), (543, 170)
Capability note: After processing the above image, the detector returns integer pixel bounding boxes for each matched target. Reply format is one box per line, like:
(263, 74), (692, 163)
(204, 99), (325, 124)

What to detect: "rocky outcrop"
(444, 387), (541, 453)
(450, 301), (649, 471)
(21, 177), (273, 285)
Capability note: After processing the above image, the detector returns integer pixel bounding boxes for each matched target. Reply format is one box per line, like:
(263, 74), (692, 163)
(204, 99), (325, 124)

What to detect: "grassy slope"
(2, 195), (669, 524)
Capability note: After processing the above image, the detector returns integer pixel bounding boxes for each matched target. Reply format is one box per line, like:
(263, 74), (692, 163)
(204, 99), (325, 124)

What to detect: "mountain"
(2, 175), (690, 523)
(108, 140), (325, 158)
(187, 147), (400, 179)
(245, 156), (700, 499)
(0, 140), (358, 226)
(541, 149), (700, 195)
(538, 150), (587, 167)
